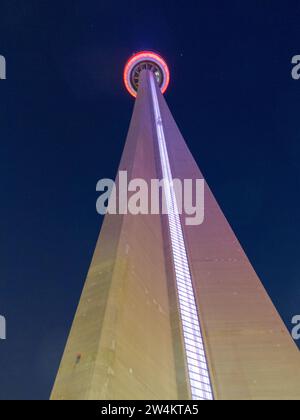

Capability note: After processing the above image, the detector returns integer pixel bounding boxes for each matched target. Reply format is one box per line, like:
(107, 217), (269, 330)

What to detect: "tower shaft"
(51, 69), (300, 400)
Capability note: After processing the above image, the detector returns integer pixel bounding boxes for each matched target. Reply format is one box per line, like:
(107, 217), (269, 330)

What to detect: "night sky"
(0, 1), (300, 400)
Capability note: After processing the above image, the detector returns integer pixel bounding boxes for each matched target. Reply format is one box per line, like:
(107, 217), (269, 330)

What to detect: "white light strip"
(149, 72), (213, 401)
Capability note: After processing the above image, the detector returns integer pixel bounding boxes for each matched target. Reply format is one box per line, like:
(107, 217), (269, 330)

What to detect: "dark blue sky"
(0, 1), (299, 399)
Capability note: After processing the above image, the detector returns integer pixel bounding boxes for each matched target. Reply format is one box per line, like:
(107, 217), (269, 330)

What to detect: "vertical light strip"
(149, 72), (213, 401)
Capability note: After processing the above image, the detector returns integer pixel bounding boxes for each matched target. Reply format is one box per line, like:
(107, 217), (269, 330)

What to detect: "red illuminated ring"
(124, 51), (170, 97)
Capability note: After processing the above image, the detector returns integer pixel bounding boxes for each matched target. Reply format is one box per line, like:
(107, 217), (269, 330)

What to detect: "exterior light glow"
(149, 71), (214, 401)
(124, 51), (170, 97)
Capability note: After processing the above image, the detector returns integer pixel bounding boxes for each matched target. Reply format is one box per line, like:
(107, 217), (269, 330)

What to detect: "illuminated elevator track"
(149, 72), (213, 401)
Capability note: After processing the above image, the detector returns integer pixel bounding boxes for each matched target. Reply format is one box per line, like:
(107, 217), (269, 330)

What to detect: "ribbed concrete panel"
(51, 71), (180, 400)
(155, 84), (300, 400)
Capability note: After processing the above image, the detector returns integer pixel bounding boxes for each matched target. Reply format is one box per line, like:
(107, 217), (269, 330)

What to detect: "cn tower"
(51, 51), (300, 400)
